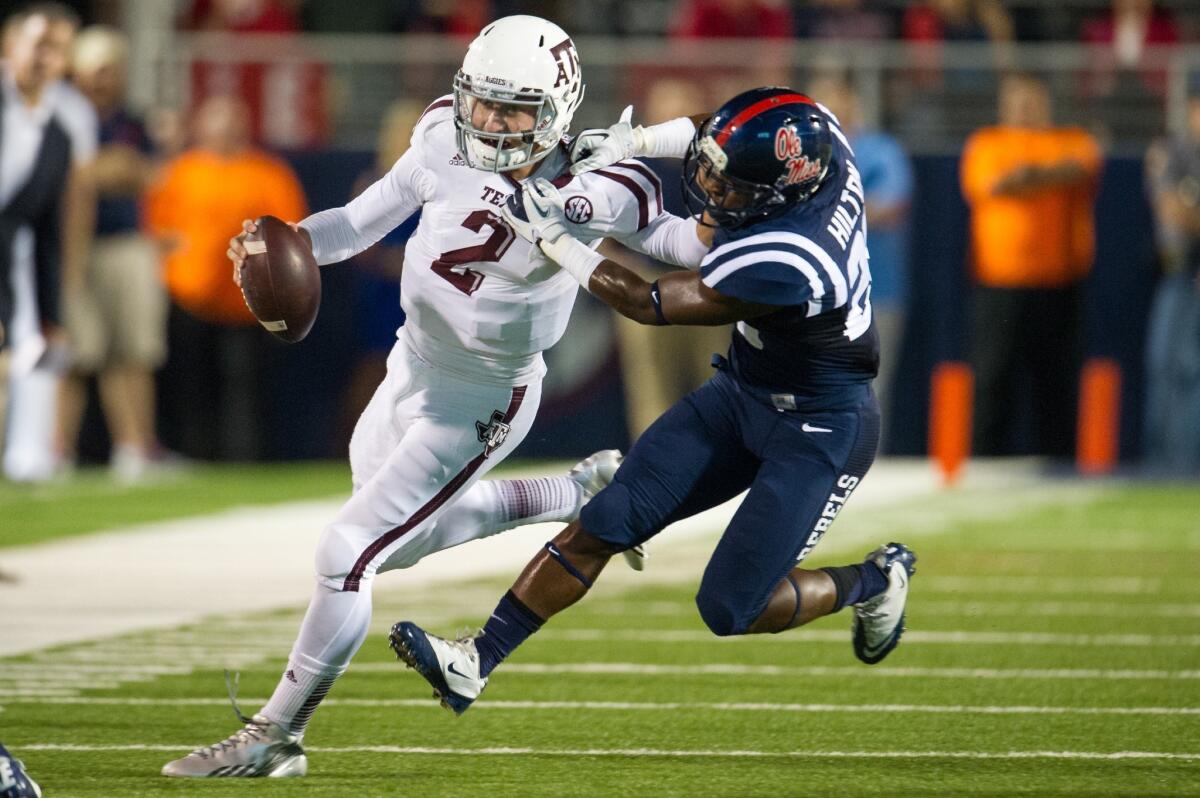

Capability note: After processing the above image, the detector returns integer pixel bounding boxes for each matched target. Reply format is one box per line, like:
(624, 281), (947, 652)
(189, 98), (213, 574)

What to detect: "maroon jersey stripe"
(416, 98), (453, 125)
(609, 161), (664, 215)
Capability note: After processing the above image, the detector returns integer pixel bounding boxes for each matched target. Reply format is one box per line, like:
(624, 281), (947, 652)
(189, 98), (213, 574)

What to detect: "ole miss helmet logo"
(775, 127), (823, 186)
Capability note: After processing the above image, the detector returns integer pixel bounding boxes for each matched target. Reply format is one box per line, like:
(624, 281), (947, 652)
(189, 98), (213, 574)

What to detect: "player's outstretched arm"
(569, 106), (709, 175)
(503, 179), (772, 326)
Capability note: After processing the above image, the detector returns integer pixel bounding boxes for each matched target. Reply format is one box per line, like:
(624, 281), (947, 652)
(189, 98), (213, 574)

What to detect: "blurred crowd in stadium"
(1, 0), (1198, 484)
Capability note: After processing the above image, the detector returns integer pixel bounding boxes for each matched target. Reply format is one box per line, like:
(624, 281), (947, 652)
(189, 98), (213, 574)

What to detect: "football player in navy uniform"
(390, 88), (917, 714)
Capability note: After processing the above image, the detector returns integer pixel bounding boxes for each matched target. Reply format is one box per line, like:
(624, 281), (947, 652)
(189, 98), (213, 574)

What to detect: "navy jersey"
(699, 116), (878, 410)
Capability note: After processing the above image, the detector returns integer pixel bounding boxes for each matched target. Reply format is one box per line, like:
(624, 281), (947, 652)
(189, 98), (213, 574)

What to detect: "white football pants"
(261, 332), (552, 731)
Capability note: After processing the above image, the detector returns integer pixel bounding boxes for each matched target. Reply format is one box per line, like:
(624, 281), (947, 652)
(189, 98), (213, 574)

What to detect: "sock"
(260, 582), (373, 735)
(494, 477), (583, 524)
(475, 590), (545, 677)
(821, 562), (888, 612)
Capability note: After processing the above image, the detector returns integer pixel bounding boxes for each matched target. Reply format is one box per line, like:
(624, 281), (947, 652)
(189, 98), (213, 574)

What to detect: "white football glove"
(569, 106), (645, 175)
(501, 178), (570, 246)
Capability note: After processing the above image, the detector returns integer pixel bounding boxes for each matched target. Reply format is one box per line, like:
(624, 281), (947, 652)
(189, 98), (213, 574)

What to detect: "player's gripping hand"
(228, 218), (310, 287)
(228, 218), (258, 287)
(502, 178), (570, 246)
(569, 105), (642, 175)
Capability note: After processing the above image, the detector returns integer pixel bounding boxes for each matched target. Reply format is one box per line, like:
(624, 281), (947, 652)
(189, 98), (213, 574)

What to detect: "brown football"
(239, 215), (320, 343)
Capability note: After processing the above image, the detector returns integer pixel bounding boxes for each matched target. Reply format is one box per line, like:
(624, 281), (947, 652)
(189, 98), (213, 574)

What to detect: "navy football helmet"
(0, 744), (41, 798)
(683, 86), (834, 228)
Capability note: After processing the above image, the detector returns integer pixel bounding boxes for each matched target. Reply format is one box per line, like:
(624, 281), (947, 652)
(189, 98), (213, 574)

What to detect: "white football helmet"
(453, 15), (585, 173)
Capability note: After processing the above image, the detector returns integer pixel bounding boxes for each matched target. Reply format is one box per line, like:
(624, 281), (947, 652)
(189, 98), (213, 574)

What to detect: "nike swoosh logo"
(802, 423), (832, 433)
(447, 661), (470, 679)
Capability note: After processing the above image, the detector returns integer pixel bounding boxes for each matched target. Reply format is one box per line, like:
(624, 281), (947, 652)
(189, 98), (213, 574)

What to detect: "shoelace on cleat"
(191, 722), (267, 759)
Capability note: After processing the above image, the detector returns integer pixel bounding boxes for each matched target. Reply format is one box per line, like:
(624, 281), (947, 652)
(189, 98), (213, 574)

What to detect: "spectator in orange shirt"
(145, 94), (307, 460)
(960, 73), (1102, 458)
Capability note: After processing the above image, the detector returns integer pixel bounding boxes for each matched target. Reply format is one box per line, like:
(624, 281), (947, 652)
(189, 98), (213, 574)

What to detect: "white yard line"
(906, 601), (1200, 618)
(353, 662), (1200, 681)
(5, 663), (1194, 699)
(11, 696), (1200, 716)
(18, 743), (1200, 761)
(920, 576), (1169, 595)
(535, 629), (1200, 647)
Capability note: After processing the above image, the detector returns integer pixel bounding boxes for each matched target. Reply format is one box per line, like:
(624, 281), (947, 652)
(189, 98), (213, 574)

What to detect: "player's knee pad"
(694, 588), (750, 637)
(314, 522), (371, 588)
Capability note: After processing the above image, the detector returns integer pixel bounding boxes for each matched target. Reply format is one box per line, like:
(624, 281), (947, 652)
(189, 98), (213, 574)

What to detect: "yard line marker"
(912, 601), (1200, 619)
(0, 689), (81, 698)
(0, 680), (122, 690)
(7, 696), (1199, 717)
(418, 663), (1199, 681)
(536, 629), (1200, 647)
(921, 576), (1165, 595)
(0, 664), (189, 675)
(19, 743), (1200, 761)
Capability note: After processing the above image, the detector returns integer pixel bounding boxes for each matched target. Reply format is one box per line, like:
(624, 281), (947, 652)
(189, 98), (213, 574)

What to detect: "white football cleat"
(390, 622), (487, 715)
(161, 714), (306, 778)
(851, 542), (917, 665)
(567, 449), (622, 504)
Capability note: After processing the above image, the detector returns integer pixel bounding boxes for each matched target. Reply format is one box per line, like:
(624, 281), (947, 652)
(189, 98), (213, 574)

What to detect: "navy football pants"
(582, 369), (880, 636)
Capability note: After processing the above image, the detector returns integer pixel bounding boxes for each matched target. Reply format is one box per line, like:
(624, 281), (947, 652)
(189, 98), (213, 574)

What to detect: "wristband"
(637, 117), (697, 160)
(541, 235), (604, 288)
(649, 280), (669, 325)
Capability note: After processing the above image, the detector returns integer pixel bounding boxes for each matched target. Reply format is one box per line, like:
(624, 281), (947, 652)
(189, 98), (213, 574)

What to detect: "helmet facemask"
(682, 115), (832, 229)
(452, 16), (585, 174)
(453, 72), (561, 173)
(683, 132), (789, 229)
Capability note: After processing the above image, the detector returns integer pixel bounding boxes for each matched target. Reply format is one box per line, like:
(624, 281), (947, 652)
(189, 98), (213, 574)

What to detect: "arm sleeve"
(617, 213), (709, 269)
(300, 146), (434, 265)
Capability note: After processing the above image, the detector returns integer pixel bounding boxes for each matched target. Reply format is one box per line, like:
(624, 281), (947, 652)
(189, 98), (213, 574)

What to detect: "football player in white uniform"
(161, 15), (712, 778)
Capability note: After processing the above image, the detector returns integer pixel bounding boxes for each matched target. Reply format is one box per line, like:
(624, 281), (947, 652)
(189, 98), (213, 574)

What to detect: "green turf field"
(2, 480), (1198, 796)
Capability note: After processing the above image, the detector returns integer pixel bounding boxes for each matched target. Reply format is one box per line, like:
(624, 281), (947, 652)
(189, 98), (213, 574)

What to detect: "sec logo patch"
(564, 195), (594, 224)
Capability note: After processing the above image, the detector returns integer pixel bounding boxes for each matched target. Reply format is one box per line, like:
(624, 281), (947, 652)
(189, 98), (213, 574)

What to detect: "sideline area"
(0, 459), (1050, 657)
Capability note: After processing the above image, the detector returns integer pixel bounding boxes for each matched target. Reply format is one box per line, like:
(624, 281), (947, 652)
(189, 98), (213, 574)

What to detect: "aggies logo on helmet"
(775, 127), (823, 186)
(564, 195), (593, 224)
(549, 39), (580, 89)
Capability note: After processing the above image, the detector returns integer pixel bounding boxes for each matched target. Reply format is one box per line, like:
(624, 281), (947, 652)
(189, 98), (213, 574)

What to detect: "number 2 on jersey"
(430, 210), (515, 295)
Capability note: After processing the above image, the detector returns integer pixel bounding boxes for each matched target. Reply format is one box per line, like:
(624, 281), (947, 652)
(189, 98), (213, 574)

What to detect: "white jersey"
(301, 96), (707, 385)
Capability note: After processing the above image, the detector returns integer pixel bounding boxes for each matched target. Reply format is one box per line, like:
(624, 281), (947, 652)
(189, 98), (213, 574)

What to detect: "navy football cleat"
(851, 542), (917, 665)
(389, 622), (486, 716)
